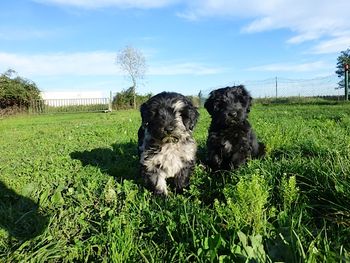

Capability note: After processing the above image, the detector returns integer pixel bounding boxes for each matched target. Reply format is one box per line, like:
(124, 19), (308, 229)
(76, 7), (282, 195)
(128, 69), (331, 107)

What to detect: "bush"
(112, 87), (152, 110)
(187, 95), (200, 108)
(0, 69), (41, 112)
(112, 89), (201, 110)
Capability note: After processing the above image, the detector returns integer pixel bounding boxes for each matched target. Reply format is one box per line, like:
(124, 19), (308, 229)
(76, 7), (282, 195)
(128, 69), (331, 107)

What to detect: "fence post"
(345, 64), (349, 101)
(109, 91), (112, 112)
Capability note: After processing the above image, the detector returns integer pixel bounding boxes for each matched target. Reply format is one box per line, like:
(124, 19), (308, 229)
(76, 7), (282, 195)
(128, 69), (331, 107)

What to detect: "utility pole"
(275, 76), (278, 99)
(345, 64), (349, 101)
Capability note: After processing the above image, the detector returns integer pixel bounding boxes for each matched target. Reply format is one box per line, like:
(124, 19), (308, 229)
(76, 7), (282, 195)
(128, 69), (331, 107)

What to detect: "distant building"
(41, 91), (105, 100)
(40, 91), (107, 107)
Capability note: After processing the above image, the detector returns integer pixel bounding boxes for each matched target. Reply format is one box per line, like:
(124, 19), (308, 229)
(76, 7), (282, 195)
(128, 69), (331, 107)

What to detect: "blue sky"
(0, 0), (349, 97)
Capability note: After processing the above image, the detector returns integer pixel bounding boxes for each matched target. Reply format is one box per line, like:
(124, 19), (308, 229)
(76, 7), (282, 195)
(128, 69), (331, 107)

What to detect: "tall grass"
(1, 103), (350, 262)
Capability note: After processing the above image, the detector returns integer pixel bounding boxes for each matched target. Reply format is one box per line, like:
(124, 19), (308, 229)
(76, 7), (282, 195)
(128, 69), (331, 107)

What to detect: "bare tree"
(116, 45), (147, 109)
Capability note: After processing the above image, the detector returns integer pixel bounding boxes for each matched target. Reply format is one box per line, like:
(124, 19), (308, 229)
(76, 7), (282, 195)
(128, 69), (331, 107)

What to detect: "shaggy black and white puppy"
(204, 85), (265, 171)
(138, 92), (199, 195)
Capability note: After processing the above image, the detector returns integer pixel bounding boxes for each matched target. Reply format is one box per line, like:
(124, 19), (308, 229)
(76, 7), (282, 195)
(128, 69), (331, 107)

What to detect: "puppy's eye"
(214, 103), (220, 111)
(214, 102), (224, 111)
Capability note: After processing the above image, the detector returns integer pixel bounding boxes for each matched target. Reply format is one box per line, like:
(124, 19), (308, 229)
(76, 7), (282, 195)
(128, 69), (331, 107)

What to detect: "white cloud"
(241, 17), (276, 33)
(179, 0), (279, 19)
(0, 51), (119, 76)
(248, 61), (329, 73)
(0, 51), (223, 77)
(32, 0), (350, 54)
(181, 0), (350, 54)
(34, 0), (180, 9)
(0, 27), (60, 40)
(311, 35), (350, 54)
(286, 33), (320, 45)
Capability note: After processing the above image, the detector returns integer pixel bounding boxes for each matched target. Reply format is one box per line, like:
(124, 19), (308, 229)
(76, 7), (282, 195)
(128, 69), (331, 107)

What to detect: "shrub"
(112, 87), (152, 110)
(0, 69), (41, 113)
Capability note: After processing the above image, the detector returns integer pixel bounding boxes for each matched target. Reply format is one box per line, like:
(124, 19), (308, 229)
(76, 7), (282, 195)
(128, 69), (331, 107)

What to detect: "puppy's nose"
(165, 126), (174, 133)
(228, 112), (237, 118)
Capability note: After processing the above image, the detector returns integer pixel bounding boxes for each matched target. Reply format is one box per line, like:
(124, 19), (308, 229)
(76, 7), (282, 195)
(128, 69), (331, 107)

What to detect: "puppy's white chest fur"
(143, 140), (196, 178)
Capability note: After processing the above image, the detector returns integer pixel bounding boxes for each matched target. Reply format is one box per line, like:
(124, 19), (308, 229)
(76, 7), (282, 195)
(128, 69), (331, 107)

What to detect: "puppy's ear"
(182, 104), (199, 131)
(204, 91), (217, 115)
(140, 102), (149, 125)
(247, 95), (253, 112)
(237, 85), (252, 112)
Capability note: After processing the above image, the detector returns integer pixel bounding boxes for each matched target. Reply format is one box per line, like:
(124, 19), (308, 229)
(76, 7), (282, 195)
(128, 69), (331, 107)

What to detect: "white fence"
(30, 98), (110, 114)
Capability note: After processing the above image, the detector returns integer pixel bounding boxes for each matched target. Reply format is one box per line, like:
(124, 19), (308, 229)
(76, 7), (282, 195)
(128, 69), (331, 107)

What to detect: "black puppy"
(204, 85), (265, 171)
(138, 92), (199, 195)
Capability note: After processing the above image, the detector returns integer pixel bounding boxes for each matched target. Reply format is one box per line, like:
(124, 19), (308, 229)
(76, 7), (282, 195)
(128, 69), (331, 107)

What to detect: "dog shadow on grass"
(0, 181), (48, 240)
(70, 141), (141, 183)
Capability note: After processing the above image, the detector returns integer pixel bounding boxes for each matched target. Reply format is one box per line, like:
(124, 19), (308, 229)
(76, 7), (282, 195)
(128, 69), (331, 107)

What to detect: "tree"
(116, 45), (147, 109)
(0, 69), (41, 110)
(335, 48), (350, 89)
(198, 90), (203, 107)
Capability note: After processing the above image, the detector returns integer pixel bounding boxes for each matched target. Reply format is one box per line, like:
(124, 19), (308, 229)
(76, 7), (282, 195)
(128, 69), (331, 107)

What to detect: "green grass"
(1, 103), (350, 262)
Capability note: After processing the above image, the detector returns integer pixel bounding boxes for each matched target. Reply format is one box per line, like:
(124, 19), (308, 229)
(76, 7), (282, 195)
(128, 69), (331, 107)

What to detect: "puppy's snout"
(165, 126), (174, 134)
(227, 112), (237, 118)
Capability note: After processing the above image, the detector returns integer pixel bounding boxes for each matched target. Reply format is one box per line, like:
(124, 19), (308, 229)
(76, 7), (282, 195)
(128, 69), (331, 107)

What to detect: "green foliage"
(280, 174), (299, 212)
(187, 95), (200, 108)
(112, 87), (152, 109)
(0, 69), (41, 112)
(255, 96), (345, 105)
(1, 104), (350, 262)
(231, 231), (267, 262)
(112, 89), (200, 110)
(335, 47), (350, 89)
(215, 172), (270, 234)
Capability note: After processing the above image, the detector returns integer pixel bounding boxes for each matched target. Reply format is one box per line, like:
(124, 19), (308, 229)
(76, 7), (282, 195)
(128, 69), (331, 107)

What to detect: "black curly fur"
(138, 92), (199, 195)
(204, 85), (265, 171)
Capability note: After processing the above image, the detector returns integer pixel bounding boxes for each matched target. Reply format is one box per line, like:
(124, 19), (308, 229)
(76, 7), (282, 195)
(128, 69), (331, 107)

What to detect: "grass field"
(1, 102), (350, 262)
